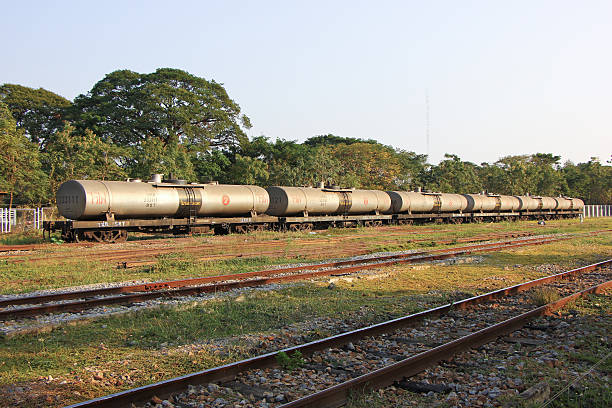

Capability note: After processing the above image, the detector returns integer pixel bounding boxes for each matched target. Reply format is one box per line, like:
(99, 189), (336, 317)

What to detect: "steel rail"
(0, 229), (516, 262)
(64, 259), (612, 408)
(0, 236), (574, 319)
(116, 232), (531, 269)
(0, 233), (579, 309)
(279, 279), (612, 408)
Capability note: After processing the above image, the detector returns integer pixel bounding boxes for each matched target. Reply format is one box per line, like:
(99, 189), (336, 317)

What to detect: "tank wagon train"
(43, 174), (584, 243)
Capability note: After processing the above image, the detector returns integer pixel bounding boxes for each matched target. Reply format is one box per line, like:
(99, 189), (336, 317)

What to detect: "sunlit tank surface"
(540, 197), (557, 211)
(554, 197), (572, 210)
(56, 180), (269, 220)
(348, 190), (391, 214)
(462, 194), (484, 212)
(570, 198), (585, 210)
(266, 186), (341, 216)
(498, 195), (521, 211)
(479, 195), (499, 211)
(387, 191), (437, 213)
(199, 185), (269, 215)
(515, 195), (540, 211)
(439, 193), (468, 212)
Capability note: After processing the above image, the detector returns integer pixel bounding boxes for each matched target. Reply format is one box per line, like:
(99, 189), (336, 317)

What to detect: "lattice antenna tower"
(426, 89), (430, 158)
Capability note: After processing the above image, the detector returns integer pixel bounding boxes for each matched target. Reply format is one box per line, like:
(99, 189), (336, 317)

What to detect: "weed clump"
(276, 350), (305, 371)
(530, 287), (560, 306)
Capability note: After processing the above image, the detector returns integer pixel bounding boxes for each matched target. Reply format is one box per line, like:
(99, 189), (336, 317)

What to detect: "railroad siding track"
(0, 234), (581, 321)
(117, 231), (534, 269)
(65, 260), (611, 408)
(0, 230), (530, 264)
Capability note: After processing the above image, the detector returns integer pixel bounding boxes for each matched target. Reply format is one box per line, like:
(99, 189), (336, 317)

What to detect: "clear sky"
(2, 0), (610, 164)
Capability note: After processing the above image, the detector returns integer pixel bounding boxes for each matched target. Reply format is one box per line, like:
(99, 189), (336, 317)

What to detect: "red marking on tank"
(222, 195), (230, 205)
(364, 199), (368, 205)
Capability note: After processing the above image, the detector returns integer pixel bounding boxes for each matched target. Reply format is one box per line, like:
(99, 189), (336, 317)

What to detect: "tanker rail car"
(43, 175), (584, 243)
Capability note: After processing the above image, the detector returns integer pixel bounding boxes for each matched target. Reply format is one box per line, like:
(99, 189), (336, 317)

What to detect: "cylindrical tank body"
(462, 194), (484, 212)
(515, 195), (539, 211)
(439, 193), (468, 212)
(57, 180), (179, 220)
(198, 185), (269, 216)
(387, 191), (409, 213)
(348, 190), (391, 214)
(56, 180), (270, 220)
(570, 198), (585, 210)
(498, 195), (521, 211)
(387, 191), (438, 213)
(480, 195), (499, 212)
(266, 186), (341, 216)
(554, 197), (572, 210)
(540, 197), (557, 211)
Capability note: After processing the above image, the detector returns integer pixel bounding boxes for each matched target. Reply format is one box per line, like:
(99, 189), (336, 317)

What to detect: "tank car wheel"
(289, 224), (301, 232)
(112, 230), (128, 243)
(301, 223), (313, 231)
(70, 230), (85, 243)
(234, 225), (248, 234)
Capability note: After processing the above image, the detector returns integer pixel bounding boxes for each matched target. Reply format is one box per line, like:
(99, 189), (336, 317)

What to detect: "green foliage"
(43, 122), (126, 197)
(225, 154), (269, 185)
(70, 68), (251, 178)
(0, 84), (71, 148)
(0, 101), (48, 204)
(276, 350), (305, 371)
(330, 142), (401, 189)
(424, 154), (481, 193)
(304, 134), (378, 147)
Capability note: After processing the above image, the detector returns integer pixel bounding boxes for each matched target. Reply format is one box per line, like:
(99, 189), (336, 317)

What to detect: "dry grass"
(530, 287), (561, 306)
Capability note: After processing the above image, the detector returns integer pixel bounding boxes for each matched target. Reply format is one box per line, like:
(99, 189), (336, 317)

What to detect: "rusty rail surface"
(64, 259), (612, 408)
(0, 233), (579, 309)
(0, 235), (578, 320)
(0, 229), (519, 263)
(280, 279), (612, 408)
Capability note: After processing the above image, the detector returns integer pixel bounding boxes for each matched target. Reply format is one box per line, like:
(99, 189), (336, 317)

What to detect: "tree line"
(1, 68), (610, 205)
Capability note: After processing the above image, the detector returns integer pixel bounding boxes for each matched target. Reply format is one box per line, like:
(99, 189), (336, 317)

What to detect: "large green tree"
(71, 68), (251, 179)
(0, 101), (48, 204)
(0, 84), (71, 148)
(43, 123), (126, 197)
(424, 154), (481, 193)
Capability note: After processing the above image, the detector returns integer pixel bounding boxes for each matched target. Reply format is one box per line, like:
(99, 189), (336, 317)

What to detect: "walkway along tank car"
(43, 176), (585, 242)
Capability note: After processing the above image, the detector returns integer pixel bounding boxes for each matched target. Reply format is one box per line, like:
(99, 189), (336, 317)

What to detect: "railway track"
(0, 226), (449, 255)
(65, 260), (612, 408)
(0, 230), (528, 264)
(0, 233), (599, 321)
(116, 231), (534, 269)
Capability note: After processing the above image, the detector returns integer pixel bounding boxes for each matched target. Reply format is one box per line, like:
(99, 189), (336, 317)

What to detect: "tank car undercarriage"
(43, 210), (581, 243)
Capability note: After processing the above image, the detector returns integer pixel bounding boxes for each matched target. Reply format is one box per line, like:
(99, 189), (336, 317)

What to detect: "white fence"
(583, 205), (612, 218)
(0, 208), (13, 233)
(0, 207), (49, 234)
